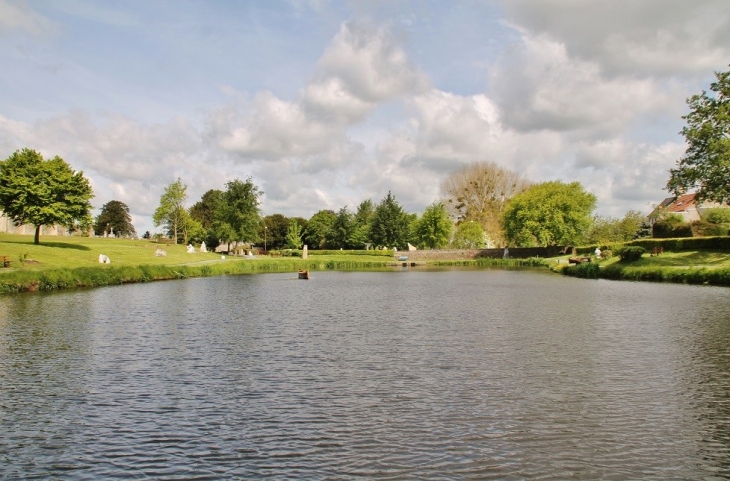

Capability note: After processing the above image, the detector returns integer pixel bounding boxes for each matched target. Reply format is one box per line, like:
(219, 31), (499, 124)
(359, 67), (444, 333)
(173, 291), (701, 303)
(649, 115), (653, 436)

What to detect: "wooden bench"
(1, 256), (10, 268)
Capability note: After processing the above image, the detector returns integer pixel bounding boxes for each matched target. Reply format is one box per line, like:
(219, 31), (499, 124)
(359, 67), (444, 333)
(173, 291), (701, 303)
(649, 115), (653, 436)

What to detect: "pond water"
(1, 268), (729, 479)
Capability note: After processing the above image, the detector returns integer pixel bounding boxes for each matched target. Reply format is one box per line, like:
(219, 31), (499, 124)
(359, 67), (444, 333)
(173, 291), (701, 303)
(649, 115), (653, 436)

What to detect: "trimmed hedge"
(615, 246), (645, 262)
(625, 236), (730, 252)
(306, 249), (395, 257)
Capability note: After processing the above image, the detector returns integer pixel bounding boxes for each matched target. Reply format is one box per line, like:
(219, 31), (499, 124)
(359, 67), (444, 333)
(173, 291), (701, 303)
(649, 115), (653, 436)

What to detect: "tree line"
(1, 65), (727, 246)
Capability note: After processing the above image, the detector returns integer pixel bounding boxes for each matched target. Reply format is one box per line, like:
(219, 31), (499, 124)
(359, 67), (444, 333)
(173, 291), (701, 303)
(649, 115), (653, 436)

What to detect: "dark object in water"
(298, 269), (309, 279)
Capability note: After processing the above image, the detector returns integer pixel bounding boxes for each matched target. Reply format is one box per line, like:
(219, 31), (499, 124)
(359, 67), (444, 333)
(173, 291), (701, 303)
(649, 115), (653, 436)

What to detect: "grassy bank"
(0, 233), (537, 293)
(555, 247), (730, 287)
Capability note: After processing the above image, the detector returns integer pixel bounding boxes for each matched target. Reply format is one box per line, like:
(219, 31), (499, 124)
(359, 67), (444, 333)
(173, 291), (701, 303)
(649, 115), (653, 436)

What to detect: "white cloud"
(0, 0), (55, 35)
(490, 33), (669, 135)
(500, 0), (730, 77)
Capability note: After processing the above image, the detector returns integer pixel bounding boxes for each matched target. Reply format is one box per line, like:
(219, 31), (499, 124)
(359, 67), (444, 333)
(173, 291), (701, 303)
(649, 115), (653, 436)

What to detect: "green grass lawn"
(594, 250), (730, 269)
(0, 233), (396, 273)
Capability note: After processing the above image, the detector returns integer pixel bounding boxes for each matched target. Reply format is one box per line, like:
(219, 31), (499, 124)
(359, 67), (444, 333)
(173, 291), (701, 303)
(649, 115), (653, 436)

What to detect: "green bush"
(615, 246), (645, 262)
(691, 220), (728, 237)
(627, 236), (730, 252)
(653, 216), (693, 238)
(308, 249), (394, 257)
(564, 261), (600, 278)
(703, 208), (730, 224)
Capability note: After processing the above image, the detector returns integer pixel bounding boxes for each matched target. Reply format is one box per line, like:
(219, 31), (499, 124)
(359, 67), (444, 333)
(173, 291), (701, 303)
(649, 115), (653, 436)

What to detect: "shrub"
(691, 219), (728, 237)
(653, 216), (693, 238)
(564, 261), (600, 278)
(703, 208), (730, 224)
(615, 246), (645, 262)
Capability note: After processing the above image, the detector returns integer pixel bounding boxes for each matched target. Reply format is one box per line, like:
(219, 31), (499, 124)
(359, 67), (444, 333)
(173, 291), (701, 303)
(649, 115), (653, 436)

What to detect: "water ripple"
(1, 270), (730, 479)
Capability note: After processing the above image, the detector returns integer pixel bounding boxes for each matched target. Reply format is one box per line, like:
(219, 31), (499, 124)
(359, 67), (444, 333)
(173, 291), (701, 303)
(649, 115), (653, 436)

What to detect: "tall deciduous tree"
(415, 201), (452, 249)
(668, 66), (730, 203)
(304, 210), (336, 249)
(502, 181), (596, 247)
(285, 220), (303, 249)
(94, 200), (136, 237)
(219, 178), (263, 245)
(350, 199), (374, 248)
(153, 178), (188, 244)
(0, 148), (93, 244)
(262, 214), (290, 249)
(370, 191), (410, 249)
(327, 206), (355, 249)
(189, 189), (223, 230)
(441, 161), (531, 245)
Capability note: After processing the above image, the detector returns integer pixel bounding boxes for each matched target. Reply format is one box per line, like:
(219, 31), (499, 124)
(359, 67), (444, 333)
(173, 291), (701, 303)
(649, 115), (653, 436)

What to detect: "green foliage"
(285, 220), (303, 249)
(703, 208), (730, 224)
(502, 181), (597, 247)
(305, 249), (394, 257)
(153, 178), (188, 244)
(652, 214), (692, 238)
(262, 213), (290, 249)
(304, 210), (336, 249)
(451, 221), (486, 248)
(189, 189), (223, 230)
(219, 177), (263, 245)
(690, 219), (728, 237)
(327, 206), (355, 249)
(370, 191), (410, 249)
(668, 66), (730, 203)
(95, 200), (136, 237)
(0, 148), (94, 245)
(415, 202), (452, 249)
(615, 246), (646, 262)
(350, 199), (375, 248)
(627, 236), (730, 252)
(564, 261), (600, 278)
(588, 210), (645, 244)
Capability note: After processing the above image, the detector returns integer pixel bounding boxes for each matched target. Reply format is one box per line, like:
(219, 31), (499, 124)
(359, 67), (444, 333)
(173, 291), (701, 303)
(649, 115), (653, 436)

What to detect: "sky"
(1, 0), (729, 235)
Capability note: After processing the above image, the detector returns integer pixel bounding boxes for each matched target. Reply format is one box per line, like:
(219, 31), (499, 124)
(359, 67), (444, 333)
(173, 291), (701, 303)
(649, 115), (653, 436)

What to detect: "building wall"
(0, 212), (70, 236)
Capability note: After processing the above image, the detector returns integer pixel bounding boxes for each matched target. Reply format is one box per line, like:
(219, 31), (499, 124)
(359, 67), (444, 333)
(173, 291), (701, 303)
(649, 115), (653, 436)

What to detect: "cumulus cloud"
(490, 33), (669, 135)
(500, 0), (730, 77)
(211, 20), (428, 162)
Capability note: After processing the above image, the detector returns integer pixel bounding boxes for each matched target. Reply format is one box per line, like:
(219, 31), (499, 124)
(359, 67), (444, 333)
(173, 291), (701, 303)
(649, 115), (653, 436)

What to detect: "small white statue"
(98, 254), (111, 264)
(200, 241), (207, 253)
(187, 244), (195, 253)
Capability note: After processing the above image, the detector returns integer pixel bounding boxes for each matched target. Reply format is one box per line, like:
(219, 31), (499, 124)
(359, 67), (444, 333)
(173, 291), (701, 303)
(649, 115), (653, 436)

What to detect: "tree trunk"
(34, 225), (41, 245)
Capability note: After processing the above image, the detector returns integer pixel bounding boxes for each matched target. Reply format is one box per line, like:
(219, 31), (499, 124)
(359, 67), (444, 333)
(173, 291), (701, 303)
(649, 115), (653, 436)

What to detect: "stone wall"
(0, 212), (70, 236)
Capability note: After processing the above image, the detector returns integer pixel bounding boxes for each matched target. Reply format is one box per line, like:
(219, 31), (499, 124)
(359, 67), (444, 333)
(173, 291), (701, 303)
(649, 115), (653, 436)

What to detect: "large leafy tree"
(327, 206), (355, 249)
(262, 214), (290, 249)
(94, 200), (136, 237)
(219, 178), (263, 245)
(304, 210), (336, 249)
(415, 201), (452, 249)
(189, 189), (223, 230)
(153, 178), (188, 244)
(451, 221), (487, 249)
(0, 148), (93, 244)
(667, 66), (730, 203)
(285, 220), (303, 249)
(502, 181), (596, 247)
(442, 161), (531, 245)
(587, 210), (645, 244)
(370, 191), (410, 249)
(350, 199), (374, 248)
